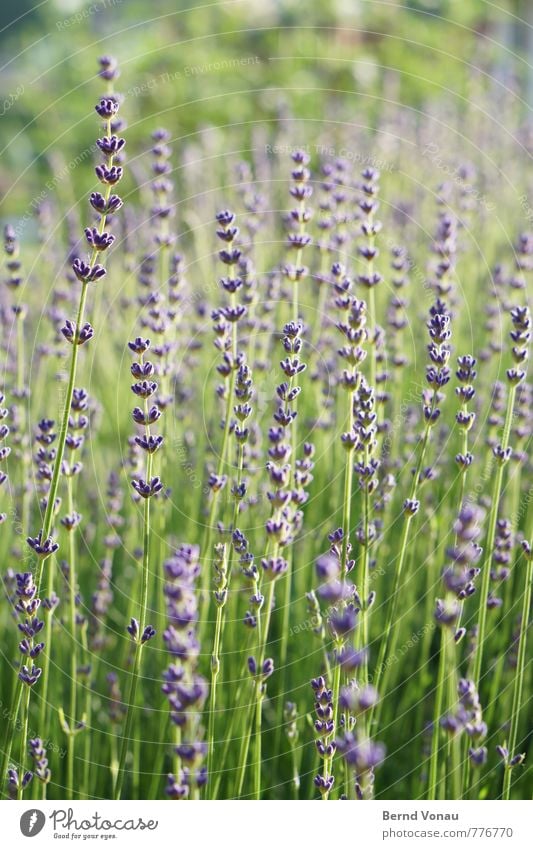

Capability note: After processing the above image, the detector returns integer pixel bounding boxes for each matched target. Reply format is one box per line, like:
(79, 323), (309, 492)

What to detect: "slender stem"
(359, 443), (371, 687)
(213, 651), (252, 798)
(15, 312), (31, 541)
(369, 514), (410, 725)
(66, 478), (78, 800)
(370, 414), (434, 728)
(17, 686), (31, 800)
(115, 449), (152, 799)
(81, 624), (92, 800)
(41, 284), (89, 555)
(324, 647), (342, 800)
(235, 687), (256, 798)
(502, 539), (532, 800)
(472, 384), (516, 688)
(114, 640), (144, 799)
(206, 600), (223, 795)
(38, 556), (56, 740)
(253, 680), (263, 800)
(206, 393), (245, 796)
(110, 733), (118, 797)
(0, 679), (23, 796)
(199, 298), (238, 634)
(367, 285), (377, 391)
(252, 579), (276, 800)
(428, 628), (446, 800)
(445, 634), (461, 800)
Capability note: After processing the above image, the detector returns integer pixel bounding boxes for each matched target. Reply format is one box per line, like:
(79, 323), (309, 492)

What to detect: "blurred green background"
(1, 0), (531, 221)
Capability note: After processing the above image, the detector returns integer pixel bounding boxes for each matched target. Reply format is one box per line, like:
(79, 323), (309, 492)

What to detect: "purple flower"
(71, 258), (106, 282)
(131, 476), (163, 499)
(95, 97), (119, 118)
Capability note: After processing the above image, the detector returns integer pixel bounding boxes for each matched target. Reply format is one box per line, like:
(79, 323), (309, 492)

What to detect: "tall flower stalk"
(277, 149), (312, 715)
(206, 542), (228, 793)
(58, 386), (88, 798)
(30, 74), (124, 583)
(357, 167), (382, 392)
(3, 64), (125, 790)
(200, 209), (245, 618)
(163, 545), (208, 800)
(472, 306), (530, 689)
(454, 355), (477, 507)
(115, 335), (160, 799)
(371, 300), (452, 722)
(207, 357), (253, 794)
(500, 539), (532, 799)
(6, 572), (45, 799)
(429, 505), (484, 800)
(33, 91), (123, 598)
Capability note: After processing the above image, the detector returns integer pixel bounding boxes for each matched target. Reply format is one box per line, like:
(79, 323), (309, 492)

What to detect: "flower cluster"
(435, 505), (484, 632)
(0, 392), (10, 525)
(430, 213), (457, 299)
(455, 355), (477, 471)
(334, 267), (367, 399)
(354, 381), (380, 524)
(150, 128), (175, 249)
(265, 320), (309, 547)
(387, 245), (410, 370)
(71, 91), (125, 297)
(90, 473), (123, 651)
(230, 359), (254, 518)
(163, 544), (208, 798)
(336, 680), (385, 800)
(357, 167), (383, 376)
(34, 418), (57, 499)
(4, 224), (22, 292)
(15, 572), (44, 687)
(311, 676), (335, 797)
(441, 678), (487, 767)
(28, 737), (51, 786)
(506, 306), (530, 387)
(283, 150), (312, 288)
(488, 518), (513, 610)
(336, 729), (386, 799)
(424, 299), (452, 426)
(129, 337), (164, 502)
(357, 168), (382, 294)
(208, 209), (246, 497)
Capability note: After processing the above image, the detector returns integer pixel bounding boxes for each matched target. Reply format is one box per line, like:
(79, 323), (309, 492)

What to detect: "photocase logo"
(20, 809), (46, 838)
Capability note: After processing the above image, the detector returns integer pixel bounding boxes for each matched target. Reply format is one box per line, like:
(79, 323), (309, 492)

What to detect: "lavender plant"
(0, 53), (532, 804)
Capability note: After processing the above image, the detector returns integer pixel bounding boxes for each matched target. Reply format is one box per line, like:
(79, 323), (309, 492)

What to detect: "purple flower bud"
(95, 97), (120, 118)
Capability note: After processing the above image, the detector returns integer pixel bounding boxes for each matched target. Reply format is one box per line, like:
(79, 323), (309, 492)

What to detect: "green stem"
(199, 299), (238, 635)
(115, 640), (144, 799)
(370, 414), (434, 728)
(428, 628), (446, 800)
(17, 686), (31, 800)
(252, 579), (276, 800)
(66, 479), (78, 800)
(234, 686), (256, 798)
(115, 449), (153, 799)
(359, 444), (371, 688)
(0, 679), (23, 796)
(325, 646), (342, 800)
(38, 556), (56, 741)
(472, 384), (516, 689)
(207, 601), (223, 796)
(502, 539), (532, 800)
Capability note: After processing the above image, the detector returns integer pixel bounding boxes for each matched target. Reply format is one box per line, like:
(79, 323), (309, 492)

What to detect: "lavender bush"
(0, 47), (531, 803)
